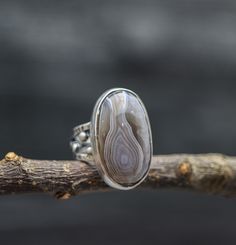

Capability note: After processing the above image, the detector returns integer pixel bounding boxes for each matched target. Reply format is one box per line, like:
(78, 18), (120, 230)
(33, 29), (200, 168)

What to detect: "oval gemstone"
(91, 88), (152, 189)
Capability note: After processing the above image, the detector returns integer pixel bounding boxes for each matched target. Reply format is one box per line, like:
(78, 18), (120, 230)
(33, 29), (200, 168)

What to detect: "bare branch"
(0, 152), (236, 199)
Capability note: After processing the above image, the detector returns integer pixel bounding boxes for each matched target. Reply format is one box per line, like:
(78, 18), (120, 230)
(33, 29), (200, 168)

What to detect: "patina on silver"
(70, 88), (153, 190)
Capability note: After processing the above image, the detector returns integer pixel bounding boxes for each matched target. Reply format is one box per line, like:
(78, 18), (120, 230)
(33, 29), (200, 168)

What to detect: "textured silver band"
(70, 122), (94, 163)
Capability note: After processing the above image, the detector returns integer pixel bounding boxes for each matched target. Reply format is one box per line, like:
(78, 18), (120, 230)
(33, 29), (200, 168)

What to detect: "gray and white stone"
(91, 88), (152, 189)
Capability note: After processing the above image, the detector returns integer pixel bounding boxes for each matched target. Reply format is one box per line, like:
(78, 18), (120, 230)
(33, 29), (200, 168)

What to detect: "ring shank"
(70, 122), (94, 163)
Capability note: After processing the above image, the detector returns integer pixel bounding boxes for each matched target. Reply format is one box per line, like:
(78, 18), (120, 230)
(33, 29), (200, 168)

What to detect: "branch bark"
(0, 152), (236, 199)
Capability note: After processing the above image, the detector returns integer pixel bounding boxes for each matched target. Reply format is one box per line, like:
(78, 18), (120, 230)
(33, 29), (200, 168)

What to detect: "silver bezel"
(90, 88), (153, 190)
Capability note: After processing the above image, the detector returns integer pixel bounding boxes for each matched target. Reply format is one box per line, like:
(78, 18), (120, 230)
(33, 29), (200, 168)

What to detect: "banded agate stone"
(91, 88), (152, 189)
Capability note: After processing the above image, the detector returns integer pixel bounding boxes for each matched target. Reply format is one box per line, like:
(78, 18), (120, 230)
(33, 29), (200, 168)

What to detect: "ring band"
(70, 122), (94, 163)
(70, 88), (153, 190)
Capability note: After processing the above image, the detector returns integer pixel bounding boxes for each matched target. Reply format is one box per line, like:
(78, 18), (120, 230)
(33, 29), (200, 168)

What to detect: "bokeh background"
(0, 0), (236, 244)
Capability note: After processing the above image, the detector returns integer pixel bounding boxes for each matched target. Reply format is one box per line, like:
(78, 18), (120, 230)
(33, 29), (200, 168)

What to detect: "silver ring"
(70, 88), (153, 190)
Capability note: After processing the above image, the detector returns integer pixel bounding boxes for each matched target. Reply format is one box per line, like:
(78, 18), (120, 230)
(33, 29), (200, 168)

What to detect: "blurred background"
(0, 0), (236, 244)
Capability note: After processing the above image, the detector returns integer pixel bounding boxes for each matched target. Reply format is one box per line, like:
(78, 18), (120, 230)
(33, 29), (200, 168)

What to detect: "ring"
(70, 88), (153, 190)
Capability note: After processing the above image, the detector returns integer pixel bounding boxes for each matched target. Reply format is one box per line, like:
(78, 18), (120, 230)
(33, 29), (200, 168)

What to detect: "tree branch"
(0, 152), (236, 199)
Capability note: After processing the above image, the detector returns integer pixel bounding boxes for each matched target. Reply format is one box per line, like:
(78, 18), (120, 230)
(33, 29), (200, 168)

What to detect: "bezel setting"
(90, 88), (153, 190)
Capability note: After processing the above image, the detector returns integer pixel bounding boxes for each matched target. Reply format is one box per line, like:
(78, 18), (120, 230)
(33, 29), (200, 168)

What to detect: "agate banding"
(91, 88), (152, 190)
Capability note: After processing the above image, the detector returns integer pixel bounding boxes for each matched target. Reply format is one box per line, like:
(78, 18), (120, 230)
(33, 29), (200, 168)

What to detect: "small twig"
(0, 152), (236, 199)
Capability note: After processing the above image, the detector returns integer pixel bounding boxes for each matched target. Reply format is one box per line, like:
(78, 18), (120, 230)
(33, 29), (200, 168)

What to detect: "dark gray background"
(0, 0), (236, 244)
